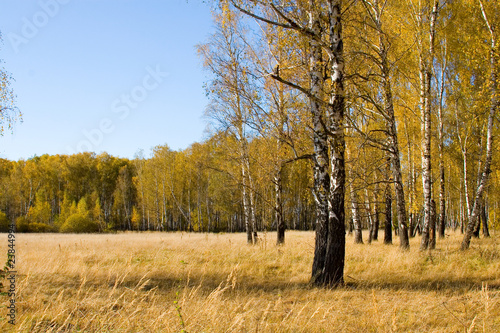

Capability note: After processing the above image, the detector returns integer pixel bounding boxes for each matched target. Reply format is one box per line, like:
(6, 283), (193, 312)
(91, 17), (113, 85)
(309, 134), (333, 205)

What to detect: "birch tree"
(461, 0), (498, 250)
(416, 0), (440, 250)
(227, 0), (347, 286)
(0, 31), (21, 135)
(198, 9), (259, 243)
(356, 0), (410, 249)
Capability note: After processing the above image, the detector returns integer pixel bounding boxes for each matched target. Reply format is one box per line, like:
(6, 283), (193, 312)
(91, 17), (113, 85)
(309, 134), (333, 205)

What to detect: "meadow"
(1, 230), (499, 332)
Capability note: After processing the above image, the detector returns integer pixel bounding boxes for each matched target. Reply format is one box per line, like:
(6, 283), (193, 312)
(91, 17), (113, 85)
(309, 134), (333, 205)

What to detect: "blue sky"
(0, 0), (214, 160)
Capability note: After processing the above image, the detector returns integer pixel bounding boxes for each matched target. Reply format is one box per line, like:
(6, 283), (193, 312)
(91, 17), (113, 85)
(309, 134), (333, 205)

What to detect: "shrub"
(0, 211), (10, 232)
(16, 216), (29, 233)
(60, 213), (99, 233)
(29, 222), (54, 233)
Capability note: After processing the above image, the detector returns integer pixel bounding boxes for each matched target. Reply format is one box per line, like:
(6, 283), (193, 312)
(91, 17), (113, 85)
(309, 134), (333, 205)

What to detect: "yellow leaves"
(0, 67), (21, 135)
(220, 0), (234, 31)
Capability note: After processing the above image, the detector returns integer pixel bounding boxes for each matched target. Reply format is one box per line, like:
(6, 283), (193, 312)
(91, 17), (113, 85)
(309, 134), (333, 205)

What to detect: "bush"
(0, 211), (10, 232)
(60, 213), (99, 233)
(16, 216), (29, 233)
(29, 222), (54, 233)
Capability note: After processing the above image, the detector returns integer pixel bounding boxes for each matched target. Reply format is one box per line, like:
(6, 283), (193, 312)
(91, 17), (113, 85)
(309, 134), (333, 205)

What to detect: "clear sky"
(0, 0), (214, 160)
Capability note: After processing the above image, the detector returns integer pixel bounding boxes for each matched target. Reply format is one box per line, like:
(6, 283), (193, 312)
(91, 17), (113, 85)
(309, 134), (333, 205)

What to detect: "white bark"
(462, 0), (497, 249)
(420, 0), (439, 251)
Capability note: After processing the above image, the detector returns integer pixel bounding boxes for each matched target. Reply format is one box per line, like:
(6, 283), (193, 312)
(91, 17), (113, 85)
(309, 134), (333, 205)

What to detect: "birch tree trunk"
(241, 143), (253, 244)
(228, 0), (346, 286)
(457, 123), (472, 220)
(360, 0), (409, 248)
(430, 199), (436, 249)
(247, 163), (258, 243)
(310, 0), (332, 284)
(437, 46), (447, 239)
(365, 189), (374, 244)
(323, 0), (346, 286)
(384, 181), (393, 245)
(461, 0), (497, 250)
(350, 177), (363, 244)
(481, 198), (490, 238)
(372, 182), (380, 241)
(275, 165), (285, 244)
(376, 0), (409, 249)
(275, 83), (286, 245)
(420, 0), (439, 251)
(404, 118), (416, 237)
(312, 0), (346, 286)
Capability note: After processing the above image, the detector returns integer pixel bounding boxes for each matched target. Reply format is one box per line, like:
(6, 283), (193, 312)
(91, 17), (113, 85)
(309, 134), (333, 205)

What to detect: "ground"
(0, 230), (499, 332)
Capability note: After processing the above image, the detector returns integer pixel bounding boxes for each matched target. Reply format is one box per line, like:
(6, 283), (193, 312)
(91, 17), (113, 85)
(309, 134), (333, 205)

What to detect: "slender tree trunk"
(384, 154), (393, 245)
(350, 179), (363, 244)
(473, 203), (481, 238)
(392, 153), (410, 249)
(384, 73), (409, 249)
(162, 178), (167, 230)
(372, 187), (380, 241)
(275, 83), (286, 245)
(482, 198), (490, 238)
(459, 134), (472, 219)
(247, 167), (258, 243)
(437, 45), (447, 239)
(462, 1), (497, 250)
(372, 180), (380, 241)
(384, 184), (393, 245)
(420, 0), (439, 251)
(473, 128), (486, 240)
(347, 145), (362, 244)
(154, 173), (160, 231)
(404, 118), (416, 238)
(438, 164), (446, 238)
(275, 166), (285, 245)
(242, 154), (253, 244)
(137, 161), (146, 231)
(367, 0), (409, 249)
(365, 189), (374, 244)
(411, 131), (417, 237)
(188, 186), (193, 232)
(430, 199), (436, 249)
(206, 197), (211, 233)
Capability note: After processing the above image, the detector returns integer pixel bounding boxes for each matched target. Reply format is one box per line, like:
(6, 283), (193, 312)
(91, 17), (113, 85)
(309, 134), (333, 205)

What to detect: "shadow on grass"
(36, 271), (500, 296)
(344, 278), (500, 293)
(106, 272), (500, 295)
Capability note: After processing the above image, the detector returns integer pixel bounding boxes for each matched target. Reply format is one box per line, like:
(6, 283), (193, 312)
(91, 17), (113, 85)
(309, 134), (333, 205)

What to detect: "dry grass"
(0, 230), (499, 332)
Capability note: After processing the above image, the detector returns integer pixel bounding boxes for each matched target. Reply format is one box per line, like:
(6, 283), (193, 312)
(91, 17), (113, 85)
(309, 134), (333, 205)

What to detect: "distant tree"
(26, 191), (53, 232)
(60, 197), (98, 233)
(131, 206), (141, 230)
(28, 191), (52, 225)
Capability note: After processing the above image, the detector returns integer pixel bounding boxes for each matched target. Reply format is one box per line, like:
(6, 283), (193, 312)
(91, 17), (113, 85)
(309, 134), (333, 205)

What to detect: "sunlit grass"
(0, 230), (499, 332)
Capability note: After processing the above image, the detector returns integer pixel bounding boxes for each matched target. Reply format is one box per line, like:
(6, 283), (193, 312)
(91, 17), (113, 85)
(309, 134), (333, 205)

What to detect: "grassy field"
(0, 230), (499, 332)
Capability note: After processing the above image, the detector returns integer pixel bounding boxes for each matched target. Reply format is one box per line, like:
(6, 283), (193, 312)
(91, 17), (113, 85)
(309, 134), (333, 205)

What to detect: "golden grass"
(0, 230), (499, 332)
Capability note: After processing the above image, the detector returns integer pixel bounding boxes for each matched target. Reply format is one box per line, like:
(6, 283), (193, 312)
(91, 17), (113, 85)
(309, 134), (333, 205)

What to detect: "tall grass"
(0, 230), (499, 332)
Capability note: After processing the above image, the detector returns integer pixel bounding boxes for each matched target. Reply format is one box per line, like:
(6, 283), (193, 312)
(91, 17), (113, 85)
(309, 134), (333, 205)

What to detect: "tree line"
(0, 142), (315, 235)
